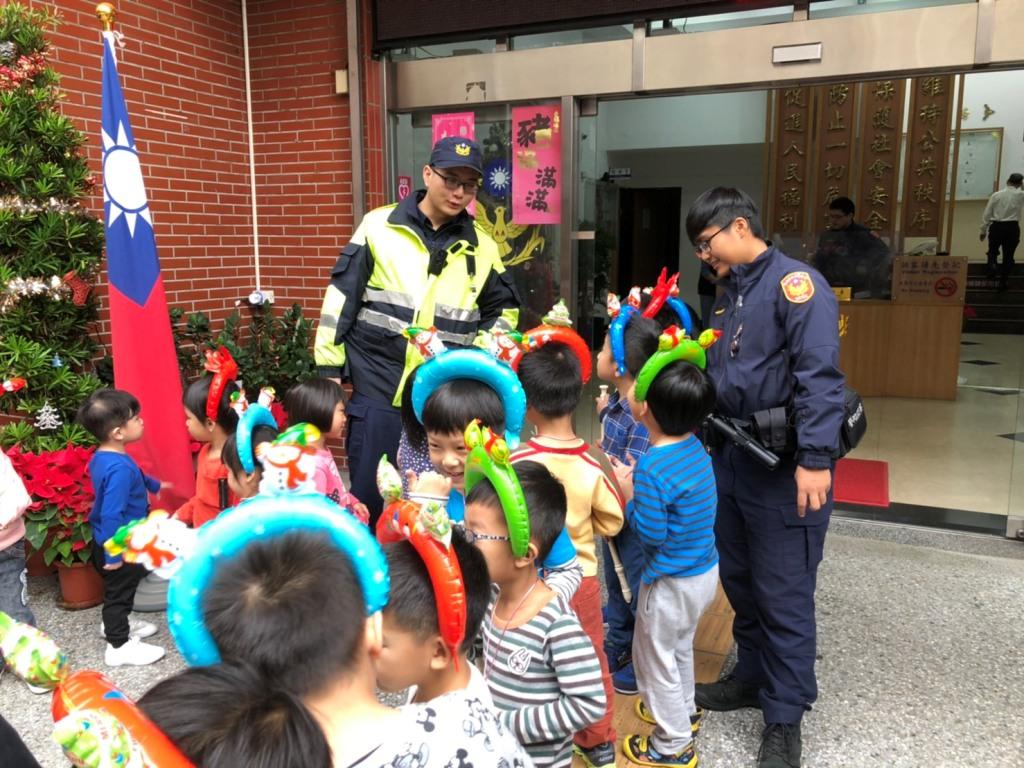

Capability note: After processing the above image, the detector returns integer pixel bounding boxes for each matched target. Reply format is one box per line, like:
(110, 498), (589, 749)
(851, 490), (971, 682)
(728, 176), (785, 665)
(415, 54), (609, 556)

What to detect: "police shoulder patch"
(780, 271), (815, 304)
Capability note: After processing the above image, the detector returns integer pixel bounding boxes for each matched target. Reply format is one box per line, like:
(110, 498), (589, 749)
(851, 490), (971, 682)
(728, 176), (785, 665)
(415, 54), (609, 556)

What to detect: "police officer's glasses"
(455, 522), (510, 544)
(430, 167), (483, 196)
(695, 223), (730, 256)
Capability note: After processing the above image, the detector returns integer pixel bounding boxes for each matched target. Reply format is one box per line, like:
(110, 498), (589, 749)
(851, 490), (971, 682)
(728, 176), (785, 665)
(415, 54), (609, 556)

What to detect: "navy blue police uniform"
(705, 244), (845, 725)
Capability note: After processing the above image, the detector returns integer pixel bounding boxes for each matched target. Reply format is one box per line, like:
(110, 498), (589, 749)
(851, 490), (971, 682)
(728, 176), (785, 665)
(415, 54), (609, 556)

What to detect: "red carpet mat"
(834, 458), (890, 508)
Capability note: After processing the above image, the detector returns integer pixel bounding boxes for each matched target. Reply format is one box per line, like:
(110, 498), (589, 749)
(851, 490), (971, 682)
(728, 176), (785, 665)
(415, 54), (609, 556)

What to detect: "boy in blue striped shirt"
(611, 354), (718, 768)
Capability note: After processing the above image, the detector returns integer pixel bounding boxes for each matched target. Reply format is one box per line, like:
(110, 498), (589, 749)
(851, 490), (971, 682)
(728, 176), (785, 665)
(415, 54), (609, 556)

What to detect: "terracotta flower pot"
(24, 541), (56, 578)
(56, 562), (104, 610)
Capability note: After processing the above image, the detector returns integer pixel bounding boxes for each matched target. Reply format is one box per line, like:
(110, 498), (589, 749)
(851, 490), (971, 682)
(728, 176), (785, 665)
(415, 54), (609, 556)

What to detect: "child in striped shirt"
(465, 460), (606, 768)
(611, 357), (719, 768)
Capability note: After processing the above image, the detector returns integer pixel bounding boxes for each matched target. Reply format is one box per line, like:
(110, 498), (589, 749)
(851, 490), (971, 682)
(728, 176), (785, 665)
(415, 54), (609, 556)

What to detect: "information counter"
(836, 255), (966, 401)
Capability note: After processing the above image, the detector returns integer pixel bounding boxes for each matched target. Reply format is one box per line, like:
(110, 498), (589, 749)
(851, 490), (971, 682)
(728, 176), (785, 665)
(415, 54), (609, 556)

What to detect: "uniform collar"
(388, 190), (478, 246)
(727, 243), (777, 290)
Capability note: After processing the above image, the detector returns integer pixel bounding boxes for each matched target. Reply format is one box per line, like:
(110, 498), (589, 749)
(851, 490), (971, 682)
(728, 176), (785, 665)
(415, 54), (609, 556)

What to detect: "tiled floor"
(846, 333), (1023, 516)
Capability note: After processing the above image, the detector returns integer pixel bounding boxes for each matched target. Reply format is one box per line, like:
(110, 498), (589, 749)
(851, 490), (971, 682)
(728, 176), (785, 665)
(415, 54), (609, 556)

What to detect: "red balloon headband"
(375, 457), (467, 664)
(607, 267), (679, 321)
(519, 300), (592, 384)
(203, 346), (239, 422)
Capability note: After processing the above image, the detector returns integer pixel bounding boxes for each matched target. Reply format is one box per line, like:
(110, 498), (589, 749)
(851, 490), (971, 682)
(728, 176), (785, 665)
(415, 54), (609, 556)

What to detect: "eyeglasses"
(456, 523), (510, 545)
(695, 223), (731, 256)
(430, 166), (482, 195)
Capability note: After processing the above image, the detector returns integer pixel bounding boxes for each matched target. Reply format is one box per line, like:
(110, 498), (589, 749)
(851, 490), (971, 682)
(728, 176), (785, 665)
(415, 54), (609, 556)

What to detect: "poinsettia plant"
(7, 443), (95, 567)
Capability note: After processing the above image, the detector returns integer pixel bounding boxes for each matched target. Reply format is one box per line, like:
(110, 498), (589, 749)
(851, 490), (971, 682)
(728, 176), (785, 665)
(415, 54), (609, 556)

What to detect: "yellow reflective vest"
(315, 193), (520, 406)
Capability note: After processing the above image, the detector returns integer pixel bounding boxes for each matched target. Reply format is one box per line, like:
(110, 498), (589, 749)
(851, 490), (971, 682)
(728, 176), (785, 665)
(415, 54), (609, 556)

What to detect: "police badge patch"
(780, 272), (815, 304)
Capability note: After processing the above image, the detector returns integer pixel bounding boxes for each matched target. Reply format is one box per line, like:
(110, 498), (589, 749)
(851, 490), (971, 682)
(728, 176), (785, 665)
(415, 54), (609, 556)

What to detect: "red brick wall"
(41, 0), (386, 467)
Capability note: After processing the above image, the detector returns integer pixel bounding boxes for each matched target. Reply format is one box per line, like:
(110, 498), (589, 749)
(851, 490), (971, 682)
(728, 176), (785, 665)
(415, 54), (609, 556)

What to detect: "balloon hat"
(520, 299), (592, 383)
(406, 326), (526, 448)
(167, 428), (389, 668)
(463, 420), (530, 558)
(375, 456), (467, 663)
(633, 326), (721, 402)
(607, 269), (697, 376)
(203, 346), (239, 422)
(234, 388), (279, 474)
(0, 611), (193, 767)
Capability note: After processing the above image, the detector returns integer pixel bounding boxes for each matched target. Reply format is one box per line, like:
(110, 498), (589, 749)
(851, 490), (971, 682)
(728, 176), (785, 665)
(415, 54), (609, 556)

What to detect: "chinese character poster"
(512, 104), (561, 225)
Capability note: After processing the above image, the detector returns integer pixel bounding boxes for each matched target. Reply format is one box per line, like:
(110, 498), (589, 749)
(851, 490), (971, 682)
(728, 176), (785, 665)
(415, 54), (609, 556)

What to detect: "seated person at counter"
(812, 196), (891, 299)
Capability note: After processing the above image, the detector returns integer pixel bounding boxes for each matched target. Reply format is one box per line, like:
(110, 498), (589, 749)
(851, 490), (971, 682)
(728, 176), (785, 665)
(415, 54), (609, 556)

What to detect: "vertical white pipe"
(241, 0), (261, 291)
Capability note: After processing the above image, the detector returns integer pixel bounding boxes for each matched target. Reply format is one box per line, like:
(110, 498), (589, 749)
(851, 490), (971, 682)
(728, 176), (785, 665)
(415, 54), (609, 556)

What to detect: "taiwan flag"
(101, 32), (194, 506)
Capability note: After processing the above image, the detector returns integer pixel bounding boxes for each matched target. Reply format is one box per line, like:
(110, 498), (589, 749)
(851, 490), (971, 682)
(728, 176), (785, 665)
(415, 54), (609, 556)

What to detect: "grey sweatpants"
(632, 565), (719, 753)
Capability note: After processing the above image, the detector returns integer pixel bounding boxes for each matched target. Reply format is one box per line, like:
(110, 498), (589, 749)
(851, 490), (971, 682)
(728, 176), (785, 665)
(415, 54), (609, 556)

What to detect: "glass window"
(651, 6), (795, 35)
(387, 39), (495, 61)
(809, 0), (974, 21)
(390, 105), (563, 330)
(511, 24), (632, 50)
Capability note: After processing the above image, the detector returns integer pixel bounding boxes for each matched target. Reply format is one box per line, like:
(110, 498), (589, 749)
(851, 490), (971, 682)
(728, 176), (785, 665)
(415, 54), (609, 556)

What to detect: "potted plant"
(7, 443), (103, 609)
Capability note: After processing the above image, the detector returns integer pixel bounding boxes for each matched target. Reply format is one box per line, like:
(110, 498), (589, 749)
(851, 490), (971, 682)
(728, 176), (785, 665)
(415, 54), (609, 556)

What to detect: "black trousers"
(93, 543), (147, 647)
(344, 392), (403, 528)
(986, 221), (1019, 279)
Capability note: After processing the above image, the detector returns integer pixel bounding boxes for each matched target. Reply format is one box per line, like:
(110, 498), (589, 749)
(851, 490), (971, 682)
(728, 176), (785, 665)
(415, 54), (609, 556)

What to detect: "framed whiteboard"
(952, 128), (1002, 200)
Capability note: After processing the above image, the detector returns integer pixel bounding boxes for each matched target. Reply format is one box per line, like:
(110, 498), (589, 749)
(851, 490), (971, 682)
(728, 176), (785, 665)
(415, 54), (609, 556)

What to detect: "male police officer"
(314, 137), (519, 523)
(686, 188), (845, 768)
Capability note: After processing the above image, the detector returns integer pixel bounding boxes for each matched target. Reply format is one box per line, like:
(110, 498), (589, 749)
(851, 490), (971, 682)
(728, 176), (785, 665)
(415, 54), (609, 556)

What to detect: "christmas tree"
(0, 3), (104, 451)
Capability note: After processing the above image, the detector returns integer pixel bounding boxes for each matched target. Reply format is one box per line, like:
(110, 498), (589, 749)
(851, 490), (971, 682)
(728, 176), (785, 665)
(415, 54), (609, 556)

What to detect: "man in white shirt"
(980, 172), (1024, 290)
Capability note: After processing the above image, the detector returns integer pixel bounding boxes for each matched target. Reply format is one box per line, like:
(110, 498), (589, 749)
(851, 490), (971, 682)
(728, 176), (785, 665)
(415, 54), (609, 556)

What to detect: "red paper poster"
(397, 175), (412, 200)
(512, 105), (561, 225)
(432, 111), (475, 143)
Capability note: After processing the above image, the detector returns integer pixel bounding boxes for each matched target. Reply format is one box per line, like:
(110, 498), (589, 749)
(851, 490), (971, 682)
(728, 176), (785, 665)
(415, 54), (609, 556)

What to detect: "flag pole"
(95, 3), (116, 32)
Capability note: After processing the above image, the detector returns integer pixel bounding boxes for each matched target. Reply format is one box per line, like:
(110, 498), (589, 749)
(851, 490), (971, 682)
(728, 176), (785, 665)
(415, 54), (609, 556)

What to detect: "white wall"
(960, 70), (1024, 181)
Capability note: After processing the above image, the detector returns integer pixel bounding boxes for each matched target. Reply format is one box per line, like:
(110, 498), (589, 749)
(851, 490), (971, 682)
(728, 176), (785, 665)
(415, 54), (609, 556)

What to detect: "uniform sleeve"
(314, 223), (375, 379)
(499, 612), (606, 744)
(589, 469), (624, 538)
(627, 461), (668, 550)
(783, 272), (846, 468)
(475, 266), (521, 333)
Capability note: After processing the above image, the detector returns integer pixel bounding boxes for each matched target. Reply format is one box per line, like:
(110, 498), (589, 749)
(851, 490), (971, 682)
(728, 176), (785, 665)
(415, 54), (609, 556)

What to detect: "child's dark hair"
(466, 460), (566, 561)
(222, 425), (279, 478)
(383, 528), (490, 656)
(202, 531), (365, 698)
(421, 378), (505, 437)
(138, 663), (331, 768)
(76, 389), (140, 442)
(517, 343), (582, 418)
(284, 378), (347, 434)
(685, 186), (764, 244)
(645, 362), (717, 436)
(612, 315), (661, 378)
(184, 375), (239, 432)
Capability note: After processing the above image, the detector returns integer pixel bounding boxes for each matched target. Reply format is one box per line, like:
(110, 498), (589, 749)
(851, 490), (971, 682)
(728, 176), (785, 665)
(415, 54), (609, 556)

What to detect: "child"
(222, 424), (279, 500)
(284, 377), (368, 522)
(405, 377), (582, 601)
(611, 346), (719, 768)
(513, 343), (624, 768)
(200, 530), (529, 767)
(0, 450), (34, 628)
(177, 370), (240, 527)
(139, 662), (332, 768)
(593, 313), (661, 695)
(376, 529), (493, 705)
(465, 459), (605, 768)
(77, 389), (165, 667)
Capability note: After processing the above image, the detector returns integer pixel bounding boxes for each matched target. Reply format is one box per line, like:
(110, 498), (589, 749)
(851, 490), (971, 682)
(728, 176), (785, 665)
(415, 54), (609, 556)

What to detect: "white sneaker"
(104, 637), (165, 667)
(99, 618), (158, 640)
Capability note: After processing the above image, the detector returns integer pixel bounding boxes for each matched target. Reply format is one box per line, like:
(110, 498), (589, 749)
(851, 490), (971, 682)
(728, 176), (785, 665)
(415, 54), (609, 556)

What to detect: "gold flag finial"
(95, 3), (116, 32)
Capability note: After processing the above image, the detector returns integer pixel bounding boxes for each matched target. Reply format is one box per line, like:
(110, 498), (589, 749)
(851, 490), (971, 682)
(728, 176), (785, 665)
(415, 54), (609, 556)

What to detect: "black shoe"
(757, 723), (801, 768)
(694, 674), (761, 711)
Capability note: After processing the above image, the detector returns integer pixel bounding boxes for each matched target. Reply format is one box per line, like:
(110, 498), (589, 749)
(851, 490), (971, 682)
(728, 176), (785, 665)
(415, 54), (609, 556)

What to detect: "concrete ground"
(2, 518), (1023, 767)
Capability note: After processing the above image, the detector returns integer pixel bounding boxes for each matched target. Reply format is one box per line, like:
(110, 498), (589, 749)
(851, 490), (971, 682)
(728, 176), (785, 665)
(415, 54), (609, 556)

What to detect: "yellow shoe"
(622, 734), (698, 768)
(633, 700), (704, 735)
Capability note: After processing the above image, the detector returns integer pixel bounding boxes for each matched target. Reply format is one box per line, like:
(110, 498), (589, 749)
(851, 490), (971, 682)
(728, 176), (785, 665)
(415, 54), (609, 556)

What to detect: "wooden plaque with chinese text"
(856, 79), (905, 235)
(770, 86), (814, 234)
(900, 75), (955, 240)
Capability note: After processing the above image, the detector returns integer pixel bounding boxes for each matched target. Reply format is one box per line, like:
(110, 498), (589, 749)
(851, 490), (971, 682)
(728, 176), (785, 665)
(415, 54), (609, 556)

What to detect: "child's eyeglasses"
(456, 523), (510, 544)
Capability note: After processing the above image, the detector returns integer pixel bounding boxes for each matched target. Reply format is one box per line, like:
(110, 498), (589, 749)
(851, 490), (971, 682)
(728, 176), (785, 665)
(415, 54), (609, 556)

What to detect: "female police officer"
(686, 187), (845, 768)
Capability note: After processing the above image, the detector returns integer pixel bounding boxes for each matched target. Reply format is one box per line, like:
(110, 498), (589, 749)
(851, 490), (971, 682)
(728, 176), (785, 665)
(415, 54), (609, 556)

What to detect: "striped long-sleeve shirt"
(627, 435), (718, 584)
(482, 590), (605, 768)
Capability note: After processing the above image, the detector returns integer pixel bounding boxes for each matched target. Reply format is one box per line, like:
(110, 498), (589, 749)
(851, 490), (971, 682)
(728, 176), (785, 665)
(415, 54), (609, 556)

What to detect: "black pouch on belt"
(751, 406), (796, 454)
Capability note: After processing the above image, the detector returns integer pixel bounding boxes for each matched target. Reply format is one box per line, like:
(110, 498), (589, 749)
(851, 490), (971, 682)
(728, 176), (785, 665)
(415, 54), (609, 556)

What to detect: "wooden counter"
(838, 300), (962, 400)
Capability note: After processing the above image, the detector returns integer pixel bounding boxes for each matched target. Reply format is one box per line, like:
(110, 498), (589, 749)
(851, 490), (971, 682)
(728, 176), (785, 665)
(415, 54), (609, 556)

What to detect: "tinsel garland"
(0, 196), (90, 216)
(0, 272), (92, 313)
